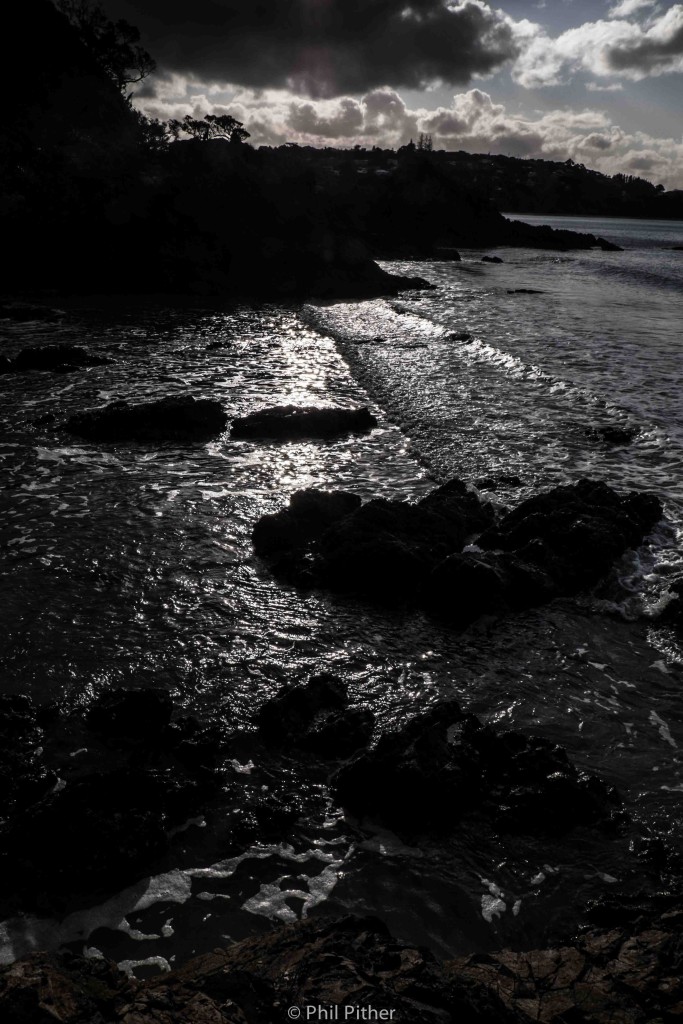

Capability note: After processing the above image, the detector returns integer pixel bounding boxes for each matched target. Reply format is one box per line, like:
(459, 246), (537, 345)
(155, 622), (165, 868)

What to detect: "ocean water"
(1, 215), (682, 974)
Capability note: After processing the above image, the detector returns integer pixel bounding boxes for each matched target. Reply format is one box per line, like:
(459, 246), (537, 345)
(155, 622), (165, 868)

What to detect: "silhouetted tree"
(56, 0), (156, 96)
(167, 114), (250, 144)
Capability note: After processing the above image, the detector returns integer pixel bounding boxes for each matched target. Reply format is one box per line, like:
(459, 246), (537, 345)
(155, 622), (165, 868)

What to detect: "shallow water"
(1, 215), (683, 974)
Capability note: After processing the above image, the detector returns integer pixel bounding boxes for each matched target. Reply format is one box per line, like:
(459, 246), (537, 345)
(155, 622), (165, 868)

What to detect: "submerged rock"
(257, 673), (374, 759)
(9, 344), (110, 372)
(475, 474), (523, 491)
(333, 701), (622, 838)
(64, 395), (228, 442)
(586, 424), (638, 446)
(87, 687), (173, 743)
(231, 404), (377, 440)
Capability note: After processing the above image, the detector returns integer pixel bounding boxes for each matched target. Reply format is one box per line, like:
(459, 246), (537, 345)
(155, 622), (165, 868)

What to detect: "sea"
(1, 214), (682, 976)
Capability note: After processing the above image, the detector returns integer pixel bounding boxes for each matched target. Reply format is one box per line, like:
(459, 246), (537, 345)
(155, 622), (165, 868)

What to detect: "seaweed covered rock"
(257, 673), (374, 759)
(64, 395), (228, 442)
(333, 701), (622, 838)
(231, 405), (377, 440)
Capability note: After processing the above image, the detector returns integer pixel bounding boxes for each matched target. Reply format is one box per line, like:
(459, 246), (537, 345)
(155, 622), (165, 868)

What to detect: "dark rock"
(1, 767), (203, 911)
(0, 916), (529, 1024)
(231, 404), (377, 440)
(257, 673), (374, 759)
(482, 255), (503, 263)
(478, 478), (662, 596)
(253, 478), (659, 622)
(445, 331), (473, 342)
(586, 424), (638, 446)
(10, 344), (110, 372)
(507, 289), (544, 294)
(64, 396), (228, 442)
(253, 488), (362, 558)
(312, 482), (493, 601)
(597, 238), (624, 252)
(87, 688), (173, 743)
(0, 695), (55, 820)
(333, 701), (622, 838)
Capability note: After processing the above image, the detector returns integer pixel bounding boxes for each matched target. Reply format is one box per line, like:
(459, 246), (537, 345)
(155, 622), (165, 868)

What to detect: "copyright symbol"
(288, 1008), (301, 1020)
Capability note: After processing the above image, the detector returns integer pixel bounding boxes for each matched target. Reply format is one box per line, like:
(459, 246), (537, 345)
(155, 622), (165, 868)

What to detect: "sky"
(104, 0), (683, 187)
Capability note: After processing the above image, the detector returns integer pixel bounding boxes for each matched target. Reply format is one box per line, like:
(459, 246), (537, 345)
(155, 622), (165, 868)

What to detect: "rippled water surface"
(2, 215), (683, 974)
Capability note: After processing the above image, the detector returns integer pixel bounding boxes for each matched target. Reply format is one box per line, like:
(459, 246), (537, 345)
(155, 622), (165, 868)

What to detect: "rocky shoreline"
(2, 908), (682, 1023)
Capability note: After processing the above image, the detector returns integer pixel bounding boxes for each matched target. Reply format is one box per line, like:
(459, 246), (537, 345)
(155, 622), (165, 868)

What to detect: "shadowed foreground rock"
(1, 910), (681, 1023)
(64, 396), (228, 442)
(333, 701), (622, 838)
(253, 478), (661, 622)
(231, 405), (377, 440)
(257, 673), (374, 759)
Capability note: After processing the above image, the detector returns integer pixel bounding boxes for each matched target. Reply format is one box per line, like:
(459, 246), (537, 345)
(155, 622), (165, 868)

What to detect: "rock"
(482, 256), (503, 264)
(507, 289), (544, 295)
(64, 396), (228, 442)
(445, 331), (473, 342)
(253, 488), (362, 559)
(0, 695), (55, 820)
(333, 701), (622, 838)
(0, 916), (528, 1024)
(1, 767), (202, 911)
(312, 481), (493, 601)
(253, 478), (660, 622)
(597, 238), (624, 252)
(257, 674), (374, 759)
(478, 479), (662, 597)
(586, 424), (638, 446)
(87, 688), (173, 743)
(3, 909), (682, 1024)
(230, 405), (377, 440)
(10, 344), (110, 372)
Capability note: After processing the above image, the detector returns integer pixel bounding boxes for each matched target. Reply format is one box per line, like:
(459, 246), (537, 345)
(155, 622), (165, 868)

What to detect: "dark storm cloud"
(103, 0), (519, 97)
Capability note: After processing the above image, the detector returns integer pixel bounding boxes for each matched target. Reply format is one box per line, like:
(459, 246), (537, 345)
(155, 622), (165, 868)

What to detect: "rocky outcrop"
(64, 396), (228, 442)
(253, 478), (661, 623)
(231, 405), (377, 440)
(2, 909), (681, 1023)
(257, 673), (374, 759)
(333, 701), (622, 838)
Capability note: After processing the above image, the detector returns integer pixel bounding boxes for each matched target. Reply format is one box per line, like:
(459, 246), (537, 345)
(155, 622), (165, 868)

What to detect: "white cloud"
(608, 0), (656, 17)
(512, 5), (683, 86)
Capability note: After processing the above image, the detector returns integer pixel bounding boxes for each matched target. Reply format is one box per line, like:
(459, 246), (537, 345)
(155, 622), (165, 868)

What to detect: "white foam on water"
(649, 711), (677, 748)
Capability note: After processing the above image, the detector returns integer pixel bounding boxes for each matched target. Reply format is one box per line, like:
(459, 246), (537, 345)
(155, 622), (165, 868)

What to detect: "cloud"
(586, 81), (624, 91)
(513, 5), (683, 86)
(104, 0), (520, 98)
(608, 0), (656, 17)
(134, 83), (683, 187)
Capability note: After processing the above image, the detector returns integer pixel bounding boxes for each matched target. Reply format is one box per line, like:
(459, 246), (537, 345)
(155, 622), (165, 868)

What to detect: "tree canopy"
(167, 114), (251, 144)
(56, 0), (156, 95)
